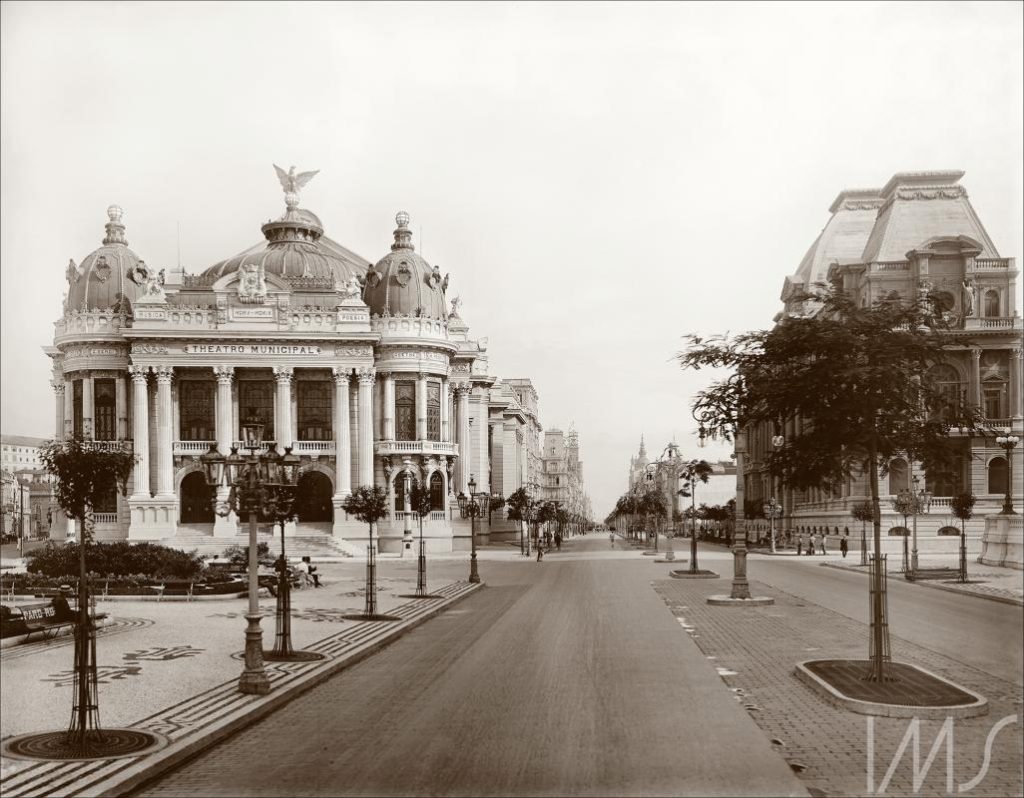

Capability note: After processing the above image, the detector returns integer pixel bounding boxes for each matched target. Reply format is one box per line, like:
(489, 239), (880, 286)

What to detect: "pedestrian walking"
(796, 533), (803, 556)
(536, 543), (544, 562)
(555, 533), (562, 551)
(819, 533), (827, 555)
(840, 534), (849, 558)
(609, 531), (615, 549)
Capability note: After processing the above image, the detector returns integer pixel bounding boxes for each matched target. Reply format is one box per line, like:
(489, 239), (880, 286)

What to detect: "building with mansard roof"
(739, 171), (1021, 563)
(43, 170), (561, 554)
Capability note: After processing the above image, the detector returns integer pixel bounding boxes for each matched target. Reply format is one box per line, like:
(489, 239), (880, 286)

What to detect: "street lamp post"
(764, 497), (781, 555)
(458, 475), (482, 584)
(996, 435), (1020, 514)
(201, 417), (299, 695)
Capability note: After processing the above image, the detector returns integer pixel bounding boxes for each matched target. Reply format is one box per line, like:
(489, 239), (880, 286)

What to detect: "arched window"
(295, 472), (333, 522)
(988, 456), (1008, 495)
(888, 458), (909, 494)
(393, 473), (419, 512)
(429, 471), (445, 510)
(984, 289), (1000, 317)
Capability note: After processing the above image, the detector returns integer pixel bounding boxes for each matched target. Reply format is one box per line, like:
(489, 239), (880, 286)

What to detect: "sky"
(2, 1), (1022, 519)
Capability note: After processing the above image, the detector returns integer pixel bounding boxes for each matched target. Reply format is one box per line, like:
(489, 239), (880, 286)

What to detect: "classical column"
(52, 381), (65, 441)
(1011, 348), (1023, 419)
(382, 372), (395, 440)
(273, 366), (294, 449)
(970, 348), (982, 409)
(155, 366), (174, 498)
(64, 377), (75, 438)
(332, 368), (352, 497)
(82, 373), (95, 440)
(357, 368), (376, 487)
(129, 366), (150, 498)
(213, 366), (237, 536)
(214, 367), (234, 453)
(115, 375), (128, 440)
(441, 378), (450, 442)
(456, 383), (471, 494)
(416, 372), (428, 441)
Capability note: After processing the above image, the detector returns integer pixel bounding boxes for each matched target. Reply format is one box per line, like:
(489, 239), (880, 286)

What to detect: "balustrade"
(174, 440), (215, 455)
(93, 513), (118, 524)
(971, 258), (1012, 270)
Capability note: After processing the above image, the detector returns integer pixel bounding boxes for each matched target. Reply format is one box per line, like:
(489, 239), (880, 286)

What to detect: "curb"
(707, 595), (774, 606)
(0, 581), (483, 798)
(669, 570), (720, 579)
(794, 659), (989, 719)
(818, 562), (1024, 607)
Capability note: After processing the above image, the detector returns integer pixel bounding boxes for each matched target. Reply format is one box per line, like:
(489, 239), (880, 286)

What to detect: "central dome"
(202, 204), (365, 283)
(66, 205), (148, 312)
(362, 212), (447, 319)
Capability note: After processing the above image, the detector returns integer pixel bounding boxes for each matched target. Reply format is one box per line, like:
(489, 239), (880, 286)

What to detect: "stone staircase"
(160, 523), (357, 560)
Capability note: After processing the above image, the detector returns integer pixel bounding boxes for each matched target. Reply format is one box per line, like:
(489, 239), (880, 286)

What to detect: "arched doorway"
(296, 472), (333, 523)
(180, 472), (214, 524)
(392, 473), (420, 512)
(429, 472), (445, 510)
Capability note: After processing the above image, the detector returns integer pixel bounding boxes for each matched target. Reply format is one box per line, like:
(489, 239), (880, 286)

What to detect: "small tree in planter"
(850, 501), (874, 567)
(408, 483), (434, 597)
(950, 492), (977, 584)
(39, 436), (136, 756)
(507, 488), (532, 555)
(342, 486), (391, 619)
(679, 459), (714, 572)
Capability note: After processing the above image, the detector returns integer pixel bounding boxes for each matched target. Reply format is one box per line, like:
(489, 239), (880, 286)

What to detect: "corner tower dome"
(362, 211), (448, 319)
(65, 205), (148, 312)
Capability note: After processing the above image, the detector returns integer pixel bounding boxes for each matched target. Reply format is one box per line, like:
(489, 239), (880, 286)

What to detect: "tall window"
(988, 456), (1008, 495)
(94, 475), (118, 514)
(94, 379), (116, 440)
(238, 380), (274, 440)
(984, 289), (1000, 317)
(179, 381), (215, 441)
(928, 365), (962, 421)
(888, 458), (909, 494)
(395, 381), (415, 441)
(297, 380), (331, 440)
(73, 380), (83, 437)
(925, 445), (965, 497)
(427, 382), (441, 441)
(430, 471), (444, 510)
(983, 381), (1007, 419)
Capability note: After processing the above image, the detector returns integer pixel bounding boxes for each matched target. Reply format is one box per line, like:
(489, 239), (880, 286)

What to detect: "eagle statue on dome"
(273, 164), (319, 208)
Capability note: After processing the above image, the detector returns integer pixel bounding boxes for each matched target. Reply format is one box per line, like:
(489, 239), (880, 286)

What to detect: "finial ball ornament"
(395, 210), (410, 227)
(107, 205), (123, 222)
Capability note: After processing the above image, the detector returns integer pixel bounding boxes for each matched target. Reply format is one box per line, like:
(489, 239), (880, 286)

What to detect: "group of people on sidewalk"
(534, 531), (563, 561)
(794, 532), (849, 558)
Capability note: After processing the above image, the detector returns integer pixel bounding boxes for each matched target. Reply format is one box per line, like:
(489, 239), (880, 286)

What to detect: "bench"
(906, 567), (961, 582)
(1, 600), (108, 642)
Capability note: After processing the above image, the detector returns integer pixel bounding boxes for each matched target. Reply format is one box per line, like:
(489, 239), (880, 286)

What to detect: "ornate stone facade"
(43, 170), (565, 552)
(742, 171), (1022, 555)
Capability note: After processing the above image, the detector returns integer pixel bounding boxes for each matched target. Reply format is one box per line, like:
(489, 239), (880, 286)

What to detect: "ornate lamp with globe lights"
(201, 414), (301, 695)
(457, 475), (483, 584)
(995, 435), (1020, 514)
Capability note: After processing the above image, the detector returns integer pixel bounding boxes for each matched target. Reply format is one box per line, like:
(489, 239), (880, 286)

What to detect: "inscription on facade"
(229, 306), (276, 321)
(184, 344), (322, 355)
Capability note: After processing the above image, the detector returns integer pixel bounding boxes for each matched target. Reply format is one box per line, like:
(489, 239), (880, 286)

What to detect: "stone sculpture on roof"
(274, 164), (319, 208)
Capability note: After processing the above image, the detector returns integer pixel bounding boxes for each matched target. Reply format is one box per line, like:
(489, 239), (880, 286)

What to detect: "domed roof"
(202, 203), (364, 283)
(66, 205), (148, 312)
(363, 212), (448, 320)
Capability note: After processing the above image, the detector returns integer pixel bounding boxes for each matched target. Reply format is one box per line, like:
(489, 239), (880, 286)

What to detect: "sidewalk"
(819, 554), (1024, 606)
(1, 556), (482, 798)
(653, 575), (1024, 798)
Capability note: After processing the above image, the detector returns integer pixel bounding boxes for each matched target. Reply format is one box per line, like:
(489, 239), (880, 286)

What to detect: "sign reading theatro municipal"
(44, 166), (552, 553)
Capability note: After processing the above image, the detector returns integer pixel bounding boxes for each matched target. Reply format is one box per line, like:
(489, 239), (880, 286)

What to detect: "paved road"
(135, 536), (806, 798)
(744, 551), (1024, 685)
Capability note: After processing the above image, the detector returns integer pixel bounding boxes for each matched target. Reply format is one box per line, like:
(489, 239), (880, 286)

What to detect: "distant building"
(1, 434), (47, 472)
(542, 427), (591, 524)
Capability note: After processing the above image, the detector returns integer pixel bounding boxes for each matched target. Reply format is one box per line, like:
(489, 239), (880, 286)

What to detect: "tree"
(850, 500), (874, 567)
(507, 487), (532, 554)
(342, 486), (389, 617)
(678, 459), (713, 572)
(678, 288), (986, 680)
(408, 483), (433, 596)
(39, 435), (137, 754)
(950, 492), (977, 584)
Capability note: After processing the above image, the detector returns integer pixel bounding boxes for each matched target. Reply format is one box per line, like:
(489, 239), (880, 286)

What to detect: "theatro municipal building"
(45, 169), (576, 554)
